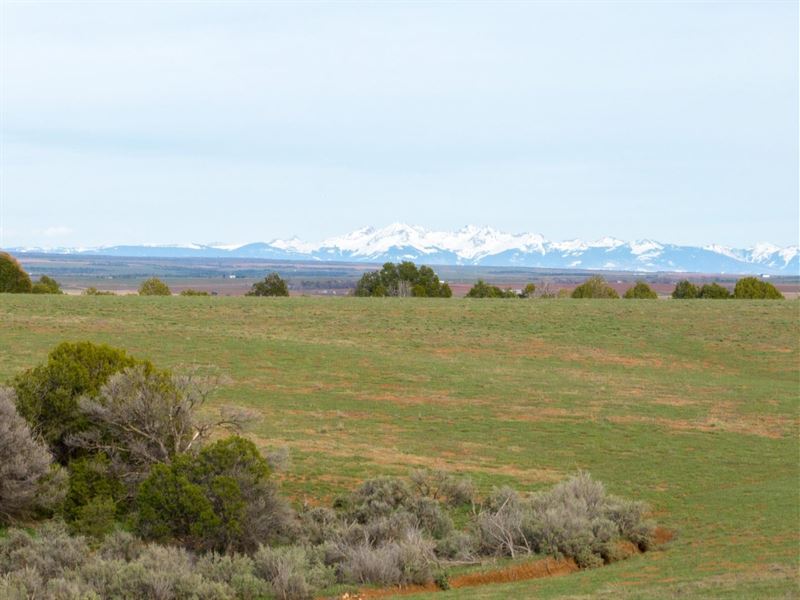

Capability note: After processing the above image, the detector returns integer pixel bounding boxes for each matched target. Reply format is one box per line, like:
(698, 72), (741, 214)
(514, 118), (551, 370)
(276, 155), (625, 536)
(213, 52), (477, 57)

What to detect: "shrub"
(97, 529), (143, 561)
(671, 280), (699, 299)
(136, 436), (295, 552)
(407, 497), (453, 539)
(733, 277), (784, 299)
(338, 542), (402, 585)
(247, 273), (289, 297)
(135, 460), (220, 548)
(355, 262), (451, 297)
(70, 366), (231, 486)
(69, 495), (118, 540)
(623, 281), (657, 299)
(698, 282), (731, 299)
(338, 531), (435, 586)
(82, 287), (116, 296)
(31, 275), (63, 294)
(253, 545), (333, 600)
(434, 530), (475, 560)
(571, 276), (619, 299)
(475, 486), (529, 557)
(0, 522), (89, 578)
(11, 341), (148, 464)
(138, 277), (171, 296)
(80, 542), (233, 599)
(475, 473), (655, 568)
(465, 280), (516, 298)
(520, 283), (536, 298)
(62, 454), (125, 524)
(349, 477), (412, 523)
(0, 252), (32, 293)
(179, 289), (210, 296)
(0, 388), (66, 524)
(409, 469), (475, 507)
(196, 552), (271, 600)
(300, 507), (340, 545)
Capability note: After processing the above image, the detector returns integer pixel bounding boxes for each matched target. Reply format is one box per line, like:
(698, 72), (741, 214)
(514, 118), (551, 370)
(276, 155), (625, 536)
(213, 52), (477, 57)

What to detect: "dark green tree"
(698, 283), (731, 299)
(466, 280), (514, 298)
(135, 436), (286, 552)
(11, 341), (151, 464)
(671, 280), (699, 299)
(354, 262), (450, 297)
(623, 281), (658, 299)
(247, 273), (289, 297)
(135, 460), (219, 548)
(138, 277), (171, 296)
(733, 277), (784, 299)
(62, 454), (125, 528)
(31, 275), (63, 294)
(571, 276), (620, 299)
(0, 252), (32, 293)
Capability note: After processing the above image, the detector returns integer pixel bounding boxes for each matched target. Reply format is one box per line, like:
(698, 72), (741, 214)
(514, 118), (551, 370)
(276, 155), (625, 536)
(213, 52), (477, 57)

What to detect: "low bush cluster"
(672, 277), (782, 300)
(247, 273), (290, 297)
(82, 287), (117, 296)
(571, 276), (619, 299)
(623, 281), (657, 299)
(32, 275), (63, 294)
(475, 472), (654, 567)
(465, 279), (518, 298)
(0, 470), (655, 599)
(139, 277), (172, 296)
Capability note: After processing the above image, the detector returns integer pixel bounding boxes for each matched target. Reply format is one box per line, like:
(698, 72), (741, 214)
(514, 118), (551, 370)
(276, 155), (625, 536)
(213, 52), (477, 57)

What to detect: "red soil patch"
(653, 526), (674, 545)
(450, 556), (578, 587)
(336, 557), (578, 599)
(614, 539), (641, 560)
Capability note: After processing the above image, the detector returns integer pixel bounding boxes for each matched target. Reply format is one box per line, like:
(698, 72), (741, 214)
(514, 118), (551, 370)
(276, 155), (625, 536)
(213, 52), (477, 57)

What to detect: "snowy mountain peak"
(7, 225), (799, 274)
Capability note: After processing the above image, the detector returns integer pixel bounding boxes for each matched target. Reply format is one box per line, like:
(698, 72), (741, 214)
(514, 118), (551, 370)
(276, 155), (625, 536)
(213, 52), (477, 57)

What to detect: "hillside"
(0, 296), (797, 598)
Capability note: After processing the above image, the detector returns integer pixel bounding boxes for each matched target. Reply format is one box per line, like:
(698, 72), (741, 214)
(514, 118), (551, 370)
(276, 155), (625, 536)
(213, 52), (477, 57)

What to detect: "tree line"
(1, 252), (786, 299)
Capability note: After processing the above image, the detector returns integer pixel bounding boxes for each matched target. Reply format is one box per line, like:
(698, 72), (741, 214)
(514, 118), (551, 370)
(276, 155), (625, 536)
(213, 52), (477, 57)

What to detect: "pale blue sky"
(1, 1), (797, 248)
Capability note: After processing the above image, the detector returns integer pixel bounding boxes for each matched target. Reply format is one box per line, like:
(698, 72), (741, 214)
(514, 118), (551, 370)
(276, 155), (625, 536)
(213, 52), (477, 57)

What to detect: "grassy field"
(0, 296), (797, 598)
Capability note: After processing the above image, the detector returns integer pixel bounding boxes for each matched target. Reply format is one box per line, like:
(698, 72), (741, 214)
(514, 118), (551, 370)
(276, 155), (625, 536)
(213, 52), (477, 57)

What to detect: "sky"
(1, 1), (797, 249)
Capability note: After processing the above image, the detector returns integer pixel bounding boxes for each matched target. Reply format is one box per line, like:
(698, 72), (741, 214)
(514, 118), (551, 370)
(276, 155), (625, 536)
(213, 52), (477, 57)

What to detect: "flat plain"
(0, 296), (797, 598)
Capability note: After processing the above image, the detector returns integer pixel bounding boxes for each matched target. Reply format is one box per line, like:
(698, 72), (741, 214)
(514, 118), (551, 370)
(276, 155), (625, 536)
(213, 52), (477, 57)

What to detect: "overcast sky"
(1, 1), (797, 248)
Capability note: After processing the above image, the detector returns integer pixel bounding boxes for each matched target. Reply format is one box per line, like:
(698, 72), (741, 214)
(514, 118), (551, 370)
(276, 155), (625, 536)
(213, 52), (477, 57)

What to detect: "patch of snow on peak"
(593, 237), (626, 249)
(703, 244), (740, 260)
(270, 236), (316, 254)
(778, 246), (799, 264)
(550, 239), (588, 254)
(749, 242), (781, 261)
(629, 240), (663, 255)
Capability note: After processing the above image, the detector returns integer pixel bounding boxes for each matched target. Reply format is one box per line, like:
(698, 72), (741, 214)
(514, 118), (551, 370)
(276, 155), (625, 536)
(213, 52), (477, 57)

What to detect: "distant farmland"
(14, 252), (800, 297)
(0, 295), (797, 598)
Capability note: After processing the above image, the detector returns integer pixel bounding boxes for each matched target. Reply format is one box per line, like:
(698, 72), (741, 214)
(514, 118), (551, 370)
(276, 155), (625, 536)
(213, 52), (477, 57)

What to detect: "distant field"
(0, 296), (797, 598)
(16, 252), (800, 297)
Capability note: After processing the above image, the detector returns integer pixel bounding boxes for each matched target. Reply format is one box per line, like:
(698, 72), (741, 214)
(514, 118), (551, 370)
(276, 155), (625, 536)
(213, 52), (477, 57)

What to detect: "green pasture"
(0, 296), (797, 598)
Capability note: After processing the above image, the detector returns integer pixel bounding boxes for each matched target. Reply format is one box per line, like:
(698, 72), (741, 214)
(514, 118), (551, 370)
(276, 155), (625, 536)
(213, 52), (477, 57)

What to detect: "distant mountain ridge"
(9, 223), (799, 274)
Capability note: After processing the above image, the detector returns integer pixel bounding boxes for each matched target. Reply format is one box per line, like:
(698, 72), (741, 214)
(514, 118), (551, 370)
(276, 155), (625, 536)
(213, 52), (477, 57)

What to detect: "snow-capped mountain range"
(9, 223), (799, 274)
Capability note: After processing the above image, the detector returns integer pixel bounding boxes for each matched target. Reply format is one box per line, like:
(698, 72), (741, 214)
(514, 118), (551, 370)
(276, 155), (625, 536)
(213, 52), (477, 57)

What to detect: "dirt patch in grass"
(605, 414), (791, 439)
(267, 436), (562, 484)
(341, 557), (579, 599)
(653, 526), (674, 545)
(450, 556), (578, 588)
